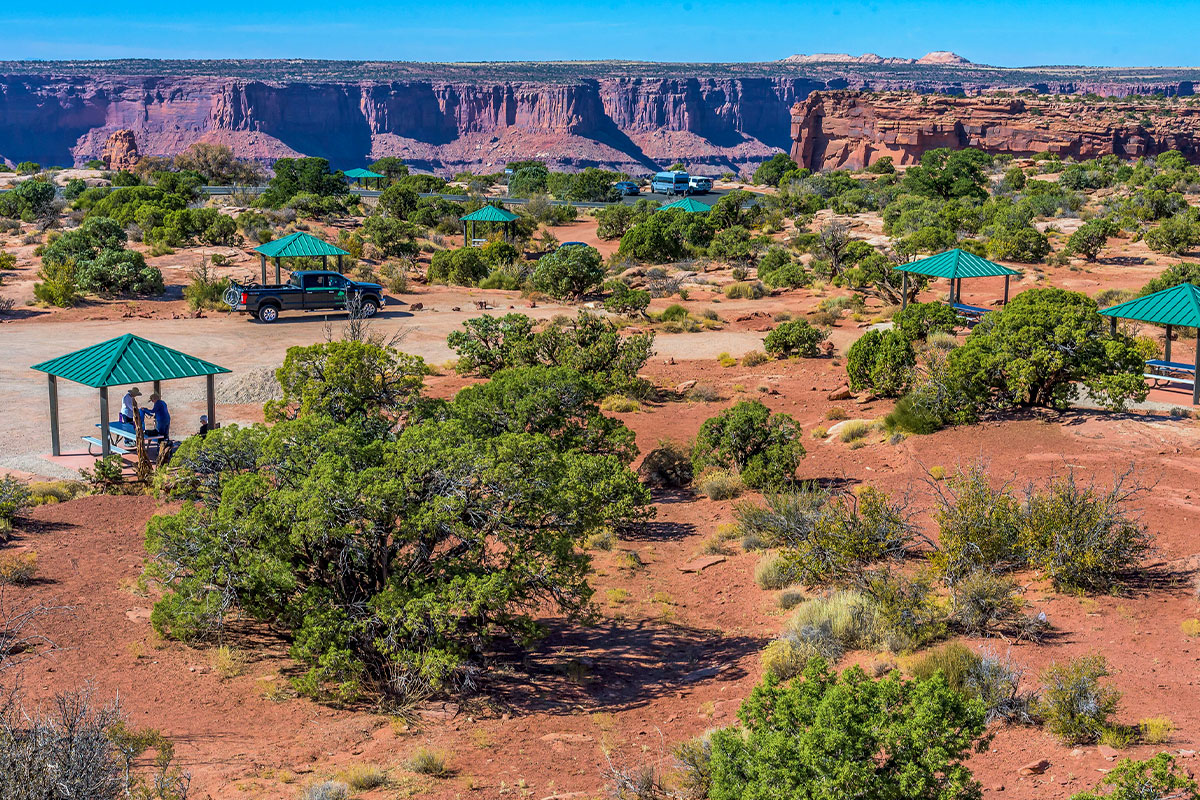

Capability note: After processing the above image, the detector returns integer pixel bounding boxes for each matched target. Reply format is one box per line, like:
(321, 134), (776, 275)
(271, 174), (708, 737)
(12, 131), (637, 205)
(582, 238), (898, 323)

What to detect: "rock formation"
(0, 60), (1197, 173)
(100, 129), (139, 170)
(791, 91), (1200, 170)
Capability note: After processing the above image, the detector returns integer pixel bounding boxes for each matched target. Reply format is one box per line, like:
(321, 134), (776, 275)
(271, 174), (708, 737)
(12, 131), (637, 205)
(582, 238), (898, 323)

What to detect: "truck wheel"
(257, 304), (279, 323)
(360, 299), (379, 317)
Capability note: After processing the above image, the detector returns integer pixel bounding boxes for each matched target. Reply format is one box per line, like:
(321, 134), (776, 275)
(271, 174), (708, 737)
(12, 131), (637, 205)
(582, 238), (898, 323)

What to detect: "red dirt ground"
(6, 354), (1200, 800)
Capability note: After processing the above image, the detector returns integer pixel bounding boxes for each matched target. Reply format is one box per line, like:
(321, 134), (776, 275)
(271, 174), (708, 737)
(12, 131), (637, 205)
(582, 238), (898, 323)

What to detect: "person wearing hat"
(198, 414), (211, 438)
(140, 392), (171, 441)
(120, 387), (142, 425)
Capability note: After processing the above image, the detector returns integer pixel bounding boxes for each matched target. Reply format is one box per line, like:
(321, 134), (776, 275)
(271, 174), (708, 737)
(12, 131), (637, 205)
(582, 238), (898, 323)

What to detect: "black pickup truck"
(224, 270), (385, 323)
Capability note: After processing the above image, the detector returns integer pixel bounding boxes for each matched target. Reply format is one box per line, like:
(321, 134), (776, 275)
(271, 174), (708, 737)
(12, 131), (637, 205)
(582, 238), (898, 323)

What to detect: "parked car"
(651, 171), (691, 196)
(224, 270), (384, 323)
(688, 175), (713, 193)
(614, 181), (640, 196)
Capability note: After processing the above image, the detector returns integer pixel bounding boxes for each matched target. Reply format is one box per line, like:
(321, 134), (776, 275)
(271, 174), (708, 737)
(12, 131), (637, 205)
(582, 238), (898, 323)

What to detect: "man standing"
(140, 393), (171, 441)
(120, 387), (141, 424)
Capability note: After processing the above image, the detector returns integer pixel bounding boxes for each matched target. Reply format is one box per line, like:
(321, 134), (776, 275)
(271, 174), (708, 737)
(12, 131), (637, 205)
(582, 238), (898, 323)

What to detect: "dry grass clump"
(585, 528), (616, 551)
(301, 781), (349, 800)
(1139, 716), (1175, 745)
(338, 764), (388, 791)
(209, 645), (247, 680)
(600, 395), (641, 413)
(27, 480), (86, 506)
(741, 349), (768, 367)
(754, 552), (791, 590)
(838, 420), (871, 443)
(1181, 619), (1200, 637)
(687, 383), (724, 403)
(405, 748), (451, 777)
(695, 469), (743, 501)
(0, 551), (37, 585)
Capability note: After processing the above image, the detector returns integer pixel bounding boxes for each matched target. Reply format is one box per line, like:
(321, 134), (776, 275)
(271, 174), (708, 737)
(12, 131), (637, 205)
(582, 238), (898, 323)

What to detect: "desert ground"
(2, 157), (1200, 800)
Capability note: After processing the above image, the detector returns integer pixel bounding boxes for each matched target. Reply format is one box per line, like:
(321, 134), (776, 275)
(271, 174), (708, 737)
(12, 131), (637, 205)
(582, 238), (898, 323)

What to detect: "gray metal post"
(99, 387), (111, 457)
(48, 375), (61, 457)
(338, 254), (343, 271)
(275, 257), (282, 284)
(1194, 330), (1200, 406)
(322, 255), (328, 269)
(260, 254), (267, 284)
(1166, 325), (1173, 363)
(901, 272), (909, 310)
(1003, 275), (1010, 305)
(152, 379), (161, 397)
(1109, 317), (1117, 336)
(206, 374), (217, 428)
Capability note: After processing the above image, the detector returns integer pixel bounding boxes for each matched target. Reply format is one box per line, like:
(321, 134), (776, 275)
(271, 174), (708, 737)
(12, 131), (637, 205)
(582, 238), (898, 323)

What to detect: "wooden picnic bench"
(1143, 359), (1197, 389)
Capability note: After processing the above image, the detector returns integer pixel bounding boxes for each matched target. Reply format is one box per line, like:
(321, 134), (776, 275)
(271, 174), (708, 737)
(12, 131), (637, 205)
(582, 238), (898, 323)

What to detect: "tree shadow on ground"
(621, 520), (696, 542)
(483, 617), (763, 717)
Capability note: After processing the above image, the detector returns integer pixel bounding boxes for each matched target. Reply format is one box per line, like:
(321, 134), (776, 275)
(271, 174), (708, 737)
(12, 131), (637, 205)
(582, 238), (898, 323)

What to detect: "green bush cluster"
(691, 400), (804, 490)
(763, 318), (827, 358)
(846, 329), (915, 396)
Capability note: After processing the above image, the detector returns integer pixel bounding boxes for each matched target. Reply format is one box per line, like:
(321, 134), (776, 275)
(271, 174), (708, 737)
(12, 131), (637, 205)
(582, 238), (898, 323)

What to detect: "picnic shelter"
(894, 248), (1020, 318)
(460, 205), (519, 246)
(1099, 282), (1200, 405)
(253, 231), (350, 284)
(30, 334), (231, 457)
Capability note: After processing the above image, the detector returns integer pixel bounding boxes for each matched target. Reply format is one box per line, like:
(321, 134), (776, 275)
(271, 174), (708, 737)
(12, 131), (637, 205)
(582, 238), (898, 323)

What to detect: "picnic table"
(83, 421), (166, 457)
(1144, 359), (1197, 389)
(951, 302), (991, 325)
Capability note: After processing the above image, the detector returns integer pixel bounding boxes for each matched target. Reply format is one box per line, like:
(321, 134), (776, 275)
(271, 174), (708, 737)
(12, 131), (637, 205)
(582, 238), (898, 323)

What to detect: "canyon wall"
(0, 74), (828, 173)
(791, 91), (1200, 170)
(2, 63), (1199, 174)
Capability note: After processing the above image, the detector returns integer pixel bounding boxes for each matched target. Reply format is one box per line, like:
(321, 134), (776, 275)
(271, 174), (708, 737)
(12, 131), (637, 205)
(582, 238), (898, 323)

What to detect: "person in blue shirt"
(139, 393), (171, 440)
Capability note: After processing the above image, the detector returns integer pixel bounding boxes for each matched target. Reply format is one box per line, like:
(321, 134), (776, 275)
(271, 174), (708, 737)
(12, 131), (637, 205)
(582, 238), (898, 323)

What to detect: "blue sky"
(3, 0), (1198, 66)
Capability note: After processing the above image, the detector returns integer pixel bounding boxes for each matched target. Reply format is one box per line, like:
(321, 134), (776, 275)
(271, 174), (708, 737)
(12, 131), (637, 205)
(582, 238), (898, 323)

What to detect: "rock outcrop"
(99, 129), (139, 170)
(791, 91), (1200, 170)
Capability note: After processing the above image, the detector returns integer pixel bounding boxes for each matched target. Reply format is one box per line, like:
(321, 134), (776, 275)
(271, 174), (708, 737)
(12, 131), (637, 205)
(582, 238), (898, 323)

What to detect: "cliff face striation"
(1, 60), (1199, 174)
(791, 91), (1200, 170)
(0, 74), (829, 173)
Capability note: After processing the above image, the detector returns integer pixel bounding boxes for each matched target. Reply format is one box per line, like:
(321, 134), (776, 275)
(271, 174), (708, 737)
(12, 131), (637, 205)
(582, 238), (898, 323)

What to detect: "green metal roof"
(343, 168), (384, 179)
(1099, 282), (1200, 327)
(659, 197), (711, 213)
(460, 205), (520, 222)
(30, 333), (230, 388)
(253, 231), (349, 258)
(894, 248), (1021, 279)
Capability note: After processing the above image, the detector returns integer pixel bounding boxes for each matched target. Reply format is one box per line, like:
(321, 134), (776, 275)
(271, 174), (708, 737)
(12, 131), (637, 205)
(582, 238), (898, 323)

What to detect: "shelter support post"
(274, 257), (281, 284)
(901, 272), (909, 310)
(152, 380), (161, 397)
(48, 375), (60, 457)
(99, 386), (111, 457)
(322, 255), (328, 269)
(1003, 275), (1010, 305)
(1195, 329), (1200, 406)
(1166, 325), (1173, 363)
(259, 254), (267, 284)
(1109, 317), (1117, 336)
(338, 254), (343, 271)
(462, 221), (468, 246)
(206, 374), (216, 428)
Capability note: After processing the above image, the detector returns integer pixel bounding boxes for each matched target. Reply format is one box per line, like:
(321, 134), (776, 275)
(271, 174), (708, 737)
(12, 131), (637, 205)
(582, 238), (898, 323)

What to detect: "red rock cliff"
(791, 91), (1200, 170)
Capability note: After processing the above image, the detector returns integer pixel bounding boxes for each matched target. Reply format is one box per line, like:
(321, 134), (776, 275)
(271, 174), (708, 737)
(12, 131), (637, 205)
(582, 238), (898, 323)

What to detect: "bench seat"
(82, 436), (129, 455)
(1146, 359), (1197, 374)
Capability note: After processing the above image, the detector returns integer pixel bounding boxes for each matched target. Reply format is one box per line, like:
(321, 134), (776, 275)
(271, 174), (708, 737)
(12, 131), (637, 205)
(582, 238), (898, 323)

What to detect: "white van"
(688, 175), (713, 193)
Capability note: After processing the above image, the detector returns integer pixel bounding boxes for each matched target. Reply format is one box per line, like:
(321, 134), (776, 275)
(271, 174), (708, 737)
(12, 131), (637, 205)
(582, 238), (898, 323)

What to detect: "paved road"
(199, 185), (752, 208)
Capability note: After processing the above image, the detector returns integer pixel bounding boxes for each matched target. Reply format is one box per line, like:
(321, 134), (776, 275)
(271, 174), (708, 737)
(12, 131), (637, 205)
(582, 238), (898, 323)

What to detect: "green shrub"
(932, 463), (1025, 580)
(427, 247), (488, 286)
(862, 568), (946, 652)
(405, 748), (451, 777)
(785, 590), (877, 658)
(1070, 753), (1199, 800)
(1020, 472), (1150, 593)
(33, 260), (82, 307)
(910, 643), (1035, 724)
(837, 420), (870, 443)
(0, 476), (30, 535)
(846, 330), (915, 396)
(764, 318), (827, 358)
(778, 488), (912, 587)
(532, 244), (605, 299)
(603, 280), (651, 315)
(733, 489), (829, 550)
(908, 642), (981, 693)
(754, 552), (791, 590)
(1038, 654), (1121, 744)
(76, 250), (164, 295)
(708, 658), (988, 800)
(891, 301), (959, 342)
(760, 638), (810, 681)
(692, 400), (804, 490)
(183, 264), (230, 310)
(1138, 717), (1175, 745)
